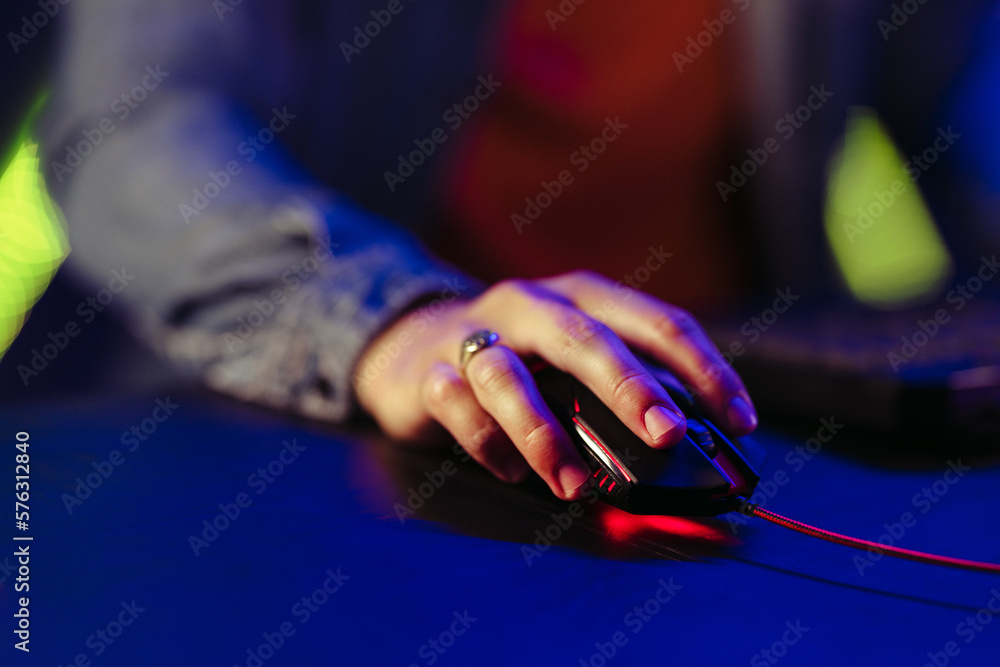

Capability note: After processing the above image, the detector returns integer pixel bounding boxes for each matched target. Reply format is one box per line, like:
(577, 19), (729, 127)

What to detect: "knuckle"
(652, 307), (701, 342)
(520, 419), (563, 459)
(462, 420), (501, 456)
(552, 310), (607, 359)
(697, 363), (725, 390)
(491, 277), (531, 301)
(702, 359), (726, 382)
(478, 278), (536, 315)
(467, 351), (519, 395)
(605, 367), (648, 405)
(696, 353), (742, 395)
(422, 367), (466, 411)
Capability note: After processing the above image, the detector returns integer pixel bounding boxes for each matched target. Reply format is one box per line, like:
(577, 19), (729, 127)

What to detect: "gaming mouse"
(534, 362), (765, 517)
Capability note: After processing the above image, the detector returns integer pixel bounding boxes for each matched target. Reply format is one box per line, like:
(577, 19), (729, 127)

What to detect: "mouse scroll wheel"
(686, 419), (718, 457)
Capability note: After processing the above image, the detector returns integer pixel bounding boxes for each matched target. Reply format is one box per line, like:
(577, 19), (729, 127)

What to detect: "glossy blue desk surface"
(1, 390), (999, 666)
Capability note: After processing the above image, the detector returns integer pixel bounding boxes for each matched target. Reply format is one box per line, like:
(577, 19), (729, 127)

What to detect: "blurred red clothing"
(435, 0), (750, 310)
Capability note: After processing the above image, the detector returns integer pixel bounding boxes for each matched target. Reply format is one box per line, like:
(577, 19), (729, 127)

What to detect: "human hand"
(353, 271), (757, 501)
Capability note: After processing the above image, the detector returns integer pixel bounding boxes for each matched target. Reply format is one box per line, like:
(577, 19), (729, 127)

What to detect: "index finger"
(539, 271), (758, 435)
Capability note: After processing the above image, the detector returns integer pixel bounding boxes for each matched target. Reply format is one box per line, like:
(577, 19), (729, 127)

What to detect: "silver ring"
(460, 330), (500, 369)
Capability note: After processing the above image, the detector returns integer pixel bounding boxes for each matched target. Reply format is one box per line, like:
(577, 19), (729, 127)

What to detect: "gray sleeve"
(39, 0), (480, 421)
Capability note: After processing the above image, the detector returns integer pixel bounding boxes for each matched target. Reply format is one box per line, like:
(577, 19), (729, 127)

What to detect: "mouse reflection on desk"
(534, 363), (765, 517)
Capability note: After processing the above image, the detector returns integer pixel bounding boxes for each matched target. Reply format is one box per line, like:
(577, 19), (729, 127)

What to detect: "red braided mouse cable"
(737, 498), (1000, 575)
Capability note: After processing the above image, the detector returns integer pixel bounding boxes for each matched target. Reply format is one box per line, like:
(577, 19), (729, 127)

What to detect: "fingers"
(420, 362), (530, 484)
(421, 351), (592, 500)
(471, 280), (689, 449)
(539, 271), (757, 435)
(398, 269), (757, 504)
(622, 304), (757, 434)
(460, 346), (592, 500)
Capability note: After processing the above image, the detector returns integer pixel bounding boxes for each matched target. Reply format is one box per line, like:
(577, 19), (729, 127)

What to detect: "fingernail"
(727, 396), (758, 433)
(644, 405), (685, 445)
(502, 455), (531, 483)
(557, 464), (590, 499)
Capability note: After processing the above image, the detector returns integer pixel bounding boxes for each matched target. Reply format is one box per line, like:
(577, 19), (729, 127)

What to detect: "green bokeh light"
(824, 107), (952, 308)
(0, 138), (70, 358)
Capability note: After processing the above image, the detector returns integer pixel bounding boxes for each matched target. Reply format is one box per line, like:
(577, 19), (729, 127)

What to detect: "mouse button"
(616, 440), (670, 481)
(699, 419), (766, 482)
(685, 419), (718, 457)
(644, 437), (730, 492)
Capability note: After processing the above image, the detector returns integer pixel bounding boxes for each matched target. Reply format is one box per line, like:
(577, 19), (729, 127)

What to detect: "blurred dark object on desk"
(709, 296), (1000, 454)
